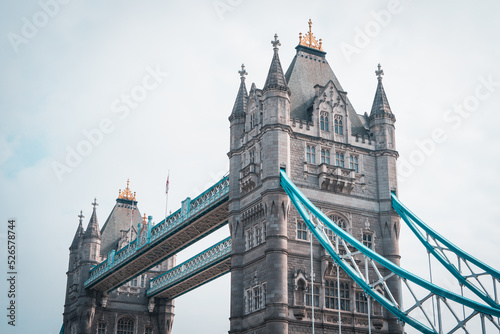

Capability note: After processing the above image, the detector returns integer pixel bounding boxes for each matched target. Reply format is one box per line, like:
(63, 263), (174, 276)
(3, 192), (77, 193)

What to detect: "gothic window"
(253, 286), (261, 311)
(131, 277), (138, 287)
(245, 289), (252, 314)
(246, 229), (254, 250)
(262, 282), (267, 308)
(321, 149), (330, 164)
(363, 232), (373, 249)
(297, 221), (308, 240)
(244, 282), (266, 314)
(145, 327), (153, 334)
(117, 316), (134, 334)
(330, 215), (347, 231)
(306, 145), (316, 164)
(335, 152), (345, 168)
(325, 228), (335, 242)
(349, 155), (359, 172)
(306, 285), (320, 307)
(320, 112), (329, 131)
(356, 292), (368, 313)
(255, 224), (261, 244)
(325, 280), (336, 309)
(97, 322), (106, 334)
(250, 149), (255, 163)
(245, 222), (266, 250)
(325, 280), (350, 311)
(334, 115), (344, 135)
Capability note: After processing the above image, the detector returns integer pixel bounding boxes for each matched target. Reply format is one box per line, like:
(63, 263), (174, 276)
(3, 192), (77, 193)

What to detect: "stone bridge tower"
(228, 21), (401, 334)
(63, 182), (175, 334)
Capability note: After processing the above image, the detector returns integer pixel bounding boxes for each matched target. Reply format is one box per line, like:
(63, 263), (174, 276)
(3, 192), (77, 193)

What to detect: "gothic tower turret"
(81, 199), (101, 267)
(369, 64), (396, 151)
(369, 64), (401, 332)
(229, 33), (292, 334)
(63, 200), (102, 334)
(229, 64), (248, 151)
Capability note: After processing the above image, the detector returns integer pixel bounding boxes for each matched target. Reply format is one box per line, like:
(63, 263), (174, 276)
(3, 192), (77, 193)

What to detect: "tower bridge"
(62, 20), (500, 334)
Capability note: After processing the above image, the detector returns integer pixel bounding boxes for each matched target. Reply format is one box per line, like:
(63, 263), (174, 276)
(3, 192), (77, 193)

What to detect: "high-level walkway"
(147, 237), (232, 299)
(84, 176), (229, 292)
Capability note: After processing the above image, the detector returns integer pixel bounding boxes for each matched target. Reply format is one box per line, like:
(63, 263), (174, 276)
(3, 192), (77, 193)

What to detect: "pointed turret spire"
(84, 198), (101, 239)
(369, 64), (395, 121)
(230, 64), (249, 119)
(263, 34), (290, 94)
(70, 210), (84, 250)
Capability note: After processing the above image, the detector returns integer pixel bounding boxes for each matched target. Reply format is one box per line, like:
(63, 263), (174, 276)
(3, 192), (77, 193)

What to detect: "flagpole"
(165, 171), (170, 223)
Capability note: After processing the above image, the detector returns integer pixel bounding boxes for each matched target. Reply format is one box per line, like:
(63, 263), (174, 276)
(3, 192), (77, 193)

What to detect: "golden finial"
(299, 19), (323, 51)
(118, 179), (136, 201)
(143, 213), (147, 223)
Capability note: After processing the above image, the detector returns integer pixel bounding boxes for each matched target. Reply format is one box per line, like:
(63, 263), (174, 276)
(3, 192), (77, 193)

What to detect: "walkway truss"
(280, 169), (500, 334)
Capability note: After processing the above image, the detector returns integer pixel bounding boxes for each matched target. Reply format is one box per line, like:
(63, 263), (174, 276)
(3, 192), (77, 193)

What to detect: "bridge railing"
(150, 176), (230, 242)
(147, 237), (232, 297)
(84, 175), (229, 288)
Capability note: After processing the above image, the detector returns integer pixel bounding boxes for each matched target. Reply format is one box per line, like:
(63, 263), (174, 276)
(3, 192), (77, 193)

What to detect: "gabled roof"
(285, 45), (367, 135)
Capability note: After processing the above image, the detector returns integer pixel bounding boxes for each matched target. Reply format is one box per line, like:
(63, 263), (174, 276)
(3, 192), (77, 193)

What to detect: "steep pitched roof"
(369, 66), (394, 120)
(70, 220), (83, 250)
(263, 35), (290, 94)
(100, 198), (142, 257)
(230, 65), (249, 119)
(285, 45), (367, 135)
(84, 205), (101, 239)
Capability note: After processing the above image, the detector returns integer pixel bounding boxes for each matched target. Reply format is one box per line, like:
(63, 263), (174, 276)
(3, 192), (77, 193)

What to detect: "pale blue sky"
(1, 1), (500, 333)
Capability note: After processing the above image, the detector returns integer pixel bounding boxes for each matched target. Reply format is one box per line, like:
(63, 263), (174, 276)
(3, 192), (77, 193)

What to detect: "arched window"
(334, 115), (343, 135)
(356, 292), (368, 313)
(335, 152), (345, 168)
(306, 145), (316, 164)
(117, 316), (134, 334)
(349, 155), (359, 172)
(320, 112), (329, 132)
(321, 149), (330, 164)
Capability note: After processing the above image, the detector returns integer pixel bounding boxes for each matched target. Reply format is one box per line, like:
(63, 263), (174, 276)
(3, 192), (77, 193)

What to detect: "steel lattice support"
(280, 169), (500, 334)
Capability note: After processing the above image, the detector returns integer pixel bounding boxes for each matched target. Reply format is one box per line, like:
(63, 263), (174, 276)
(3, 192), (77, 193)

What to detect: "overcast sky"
(1, 1), (500, 333)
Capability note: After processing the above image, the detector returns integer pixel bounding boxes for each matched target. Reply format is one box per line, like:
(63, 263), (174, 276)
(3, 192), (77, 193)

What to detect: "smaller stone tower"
(63, 199), (102, 334)
(368, 64), (401, 332)
(63, 181), (176, 334)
